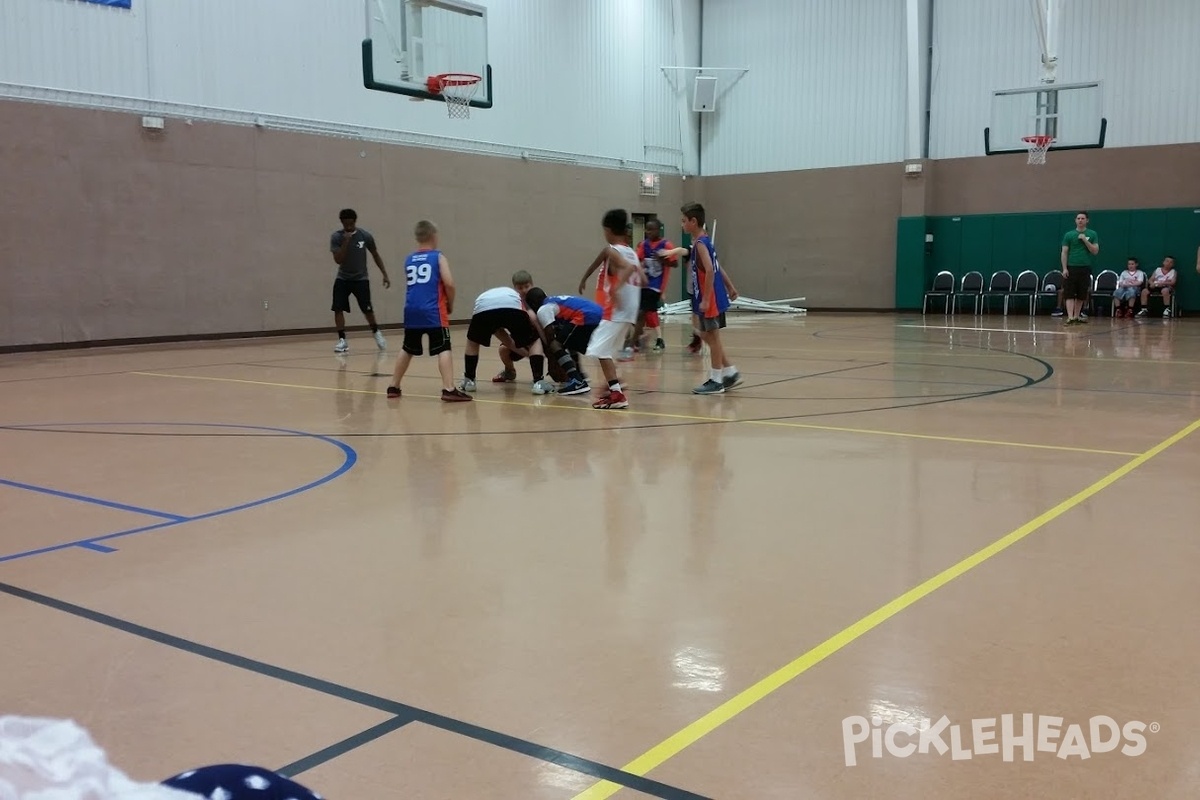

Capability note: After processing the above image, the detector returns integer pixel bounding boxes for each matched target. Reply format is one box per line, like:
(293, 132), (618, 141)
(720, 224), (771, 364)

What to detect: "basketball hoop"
(1022, 135), (1054, 165)
(425, 73), (481, 119)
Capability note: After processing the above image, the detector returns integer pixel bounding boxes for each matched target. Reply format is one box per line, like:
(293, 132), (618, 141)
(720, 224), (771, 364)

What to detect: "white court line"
(899, 324), (1074, 335)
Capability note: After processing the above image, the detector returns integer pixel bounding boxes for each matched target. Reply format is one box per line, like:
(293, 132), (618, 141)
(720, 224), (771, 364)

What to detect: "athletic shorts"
(402, 327), (452, 356)
(698, 313), (727, 332)
(639, 288), (662, 313)
(1063, 267), (1092, 301)
(586, 319), (631, 360)
(553, 321), (597, 354)
(331, 278), (372, 313)
(466, 308), (539, 349)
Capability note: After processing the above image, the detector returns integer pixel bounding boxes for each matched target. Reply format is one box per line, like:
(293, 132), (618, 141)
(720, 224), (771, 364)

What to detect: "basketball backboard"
(984, 81), (1106, 155)
(362, 0), (492, 108)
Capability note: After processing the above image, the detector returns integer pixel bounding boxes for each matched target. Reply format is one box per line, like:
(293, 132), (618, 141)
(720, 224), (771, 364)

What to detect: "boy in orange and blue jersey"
(680, 202), (740, 394)
(631, 218), (677, 353)
(524, 289), (599, 395)
(386, 220), (471, 402)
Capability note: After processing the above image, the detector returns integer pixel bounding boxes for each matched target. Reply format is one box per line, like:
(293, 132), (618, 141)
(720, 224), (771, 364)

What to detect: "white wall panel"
(930, 0), (1200, 159)
(0, 0), (700, 171)
(698, 0), (907, 176)
(0, 0), (148, 96)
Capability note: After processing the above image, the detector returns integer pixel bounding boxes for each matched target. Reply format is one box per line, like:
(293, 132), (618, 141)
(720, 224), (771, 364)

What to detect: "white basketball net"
(433, 74), (481, 119)
(1023, 135), (1053, 165)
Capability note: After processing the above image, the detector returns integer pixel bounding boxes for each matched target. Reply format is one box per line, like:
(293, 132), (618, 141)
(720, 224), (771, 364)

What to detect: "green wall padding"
(911, 207), (1200, 313)
(895, 217), (928, 309)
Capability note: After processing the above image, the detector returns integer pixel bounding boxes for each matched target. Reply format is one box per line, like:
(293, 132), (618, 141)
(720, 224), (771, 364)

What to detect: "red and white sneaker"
(592, 390), (629, 410)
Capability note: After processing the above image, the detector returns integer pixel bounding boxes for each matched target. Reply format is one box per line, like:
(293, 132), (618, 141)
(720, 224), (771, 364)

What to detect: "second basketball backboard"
(362, 0), (492, 109)
(985, 81), (1105, 155)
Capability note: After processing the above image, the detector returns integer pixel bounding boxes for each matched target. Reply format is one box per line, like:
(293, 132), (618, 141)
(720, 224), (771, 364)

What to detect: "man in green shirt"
(1060, 211), (1099, 324)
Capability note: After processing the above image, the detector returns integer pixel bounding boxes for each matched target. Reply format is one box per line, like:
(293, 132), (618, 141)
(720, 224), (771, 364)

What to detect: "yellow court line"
(128, 371), (1138, 457)
(745, 419), (1139, 457)
(569, 416), (1200, 800)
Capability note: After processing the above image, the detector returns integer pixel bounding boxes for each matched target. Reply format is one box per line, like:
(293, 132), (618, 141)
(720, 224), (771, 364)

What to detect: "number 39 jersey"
(403, 249), (448, 328)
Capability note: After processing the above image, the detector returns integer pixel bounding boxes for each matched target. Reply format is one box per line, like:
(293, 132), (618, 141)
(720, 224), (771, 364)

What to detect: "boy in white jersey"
(1112, 257), (1145, 318)
(1138, 256), (1178, 318)
(458, 286), (554, 394)
(588, 209), (645, 410)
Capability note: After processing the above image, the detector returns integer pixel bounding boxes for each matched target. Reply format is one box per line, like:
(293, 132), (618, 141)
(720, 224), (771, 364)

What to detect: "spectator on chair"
(1139, 256), (1177, 318)
(1113, 257), (1145, 318)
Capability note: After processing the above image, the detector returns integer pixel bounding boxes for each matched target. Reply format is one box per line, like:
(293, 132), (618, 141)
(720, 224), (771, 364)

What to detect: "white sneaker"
(532, 379), (556, 395)
(1163, 308), (1172, 318)
(459, 378), (477, 392)
(374, 330), (387, 350)
(334, 338), (349, 353)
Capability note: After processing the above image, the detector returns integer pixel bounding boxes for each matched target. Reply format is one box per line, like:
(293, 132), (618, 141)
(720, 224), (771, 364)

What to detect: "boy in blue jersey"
(386, 220), (471, 402)
(523, 288), (596, 395)
(670, 203), (741, 394)
(629, 218), (677, 354)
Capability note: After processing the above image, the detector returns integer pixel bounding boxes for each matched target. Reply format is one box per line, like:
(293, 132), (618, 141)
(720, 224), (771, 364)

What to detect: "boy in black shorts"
(385, 220), (470, 402)
(459, 286), (554, 394)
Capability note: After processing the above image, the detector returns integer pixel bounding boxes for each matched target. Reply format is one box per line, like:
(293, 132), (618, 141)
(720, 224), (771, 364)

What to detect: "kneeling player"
(522, 288), (597, 395)
(459, 286), (554, 394)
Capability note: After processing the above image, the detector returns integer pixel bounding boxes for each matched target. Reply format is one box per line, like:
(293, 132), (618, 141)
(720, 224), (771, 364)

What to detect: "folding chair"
(923, 271), (954, 314)
(953, 271), (984, 315)
(979, 271), (1013, 314)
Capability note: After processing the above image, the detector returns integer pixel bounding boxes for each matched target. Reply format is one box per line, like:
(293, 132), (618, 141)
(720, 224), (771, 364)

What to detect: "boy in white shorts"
(588, 209), (645, 410)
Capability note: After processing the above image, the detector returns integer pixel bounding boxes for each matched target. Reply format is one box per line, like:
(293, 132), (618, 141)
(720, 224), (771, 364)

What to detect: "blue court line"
(76, 541), (119, 553)
(0, 423), (357, 564)
(0, 478), (188, 522)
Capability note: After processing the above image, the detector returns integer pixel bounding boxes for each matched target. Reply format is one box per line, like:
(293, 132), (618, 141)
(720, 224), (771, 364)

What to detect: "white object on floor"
(659, 296), (807, 316)
(0, 716), (202, 800)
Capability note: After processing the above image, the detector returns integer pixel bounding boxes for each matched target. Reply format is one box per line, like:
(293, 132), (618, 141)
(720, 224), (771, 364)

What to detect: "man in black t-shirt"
(330, 208), (391, 353)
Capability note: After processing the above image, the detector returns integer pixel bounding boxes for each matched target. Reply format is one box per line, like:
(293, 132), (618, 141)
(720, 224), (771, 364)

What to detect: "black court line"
(238, 355), (1015, 405)
(275, 715), (415, 778)
(0, 581), (710, 800)
(737, 360), (890, 390)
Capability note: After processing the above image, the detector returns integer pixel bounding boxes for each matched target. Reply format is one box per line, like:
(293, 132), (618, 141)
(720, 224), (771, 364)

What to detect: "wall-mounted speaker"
(692, 75), (718, 112)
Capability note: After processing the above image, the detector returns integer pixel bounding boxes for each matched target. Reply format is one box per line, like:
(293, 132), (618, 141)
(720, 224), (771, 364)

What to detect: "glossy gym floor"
(2, 313), (1198, 799)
